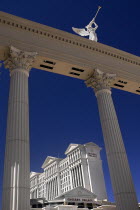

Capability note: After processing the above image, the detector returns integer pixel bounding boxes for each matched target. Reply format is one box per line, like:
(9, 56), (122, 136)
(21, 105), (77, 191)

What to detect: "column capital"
(85, 69), (116, 94)
(4, 46), (37, 76)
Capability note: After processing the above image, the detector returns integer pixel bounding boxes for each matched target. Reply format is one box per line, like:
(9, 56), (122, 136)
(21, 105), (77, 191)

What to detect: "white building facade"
(30, 142), (107, 201)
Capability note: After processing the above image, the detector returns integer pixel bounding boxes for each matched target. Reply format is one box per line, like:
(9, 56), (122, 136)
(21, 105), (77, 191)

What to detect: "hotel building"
(30, 142), (107, 202)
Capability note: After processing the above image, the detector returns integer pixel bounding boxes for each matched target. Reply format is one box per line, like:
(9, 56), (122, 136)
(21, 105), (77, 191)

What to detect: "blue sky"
(0, 0), (140, 207)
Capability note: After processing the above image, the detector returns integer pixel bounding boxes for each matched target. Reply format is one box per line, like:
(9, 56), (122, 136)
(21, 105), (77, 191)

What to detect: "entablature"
(0, 11), (140, 95)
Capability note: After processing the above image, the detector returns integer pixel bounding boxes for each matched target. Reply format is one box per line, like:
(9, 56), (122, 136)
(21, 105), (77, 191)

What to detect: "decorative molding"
(95, 89), (112, 97)
(65, 144), (80, 155)
(4, 46), (37, 75)
(1, 12), (140, 95)
(85, 69), (116, 93)
(0, 14), (140, 67)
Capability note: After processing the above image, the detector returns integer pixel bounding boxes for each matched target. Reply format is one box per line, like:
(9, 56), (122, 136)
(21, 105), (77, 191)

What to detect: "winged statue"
(72, 6), (101, 42)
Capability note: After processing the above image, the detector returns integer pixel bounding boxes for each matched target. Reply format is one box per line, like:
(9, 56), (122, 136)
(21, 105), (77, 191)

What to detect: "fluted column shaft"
(96, 89), (138, 210)
(86, 69), (139, 210)
(2, 46), (37, 210)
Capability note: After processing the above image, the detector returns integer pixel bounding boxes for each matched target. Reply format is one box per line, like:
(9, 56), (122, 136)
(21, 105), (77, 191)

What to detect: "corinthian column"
(85, 69), (139, 210)
(2, 46), (37, 210)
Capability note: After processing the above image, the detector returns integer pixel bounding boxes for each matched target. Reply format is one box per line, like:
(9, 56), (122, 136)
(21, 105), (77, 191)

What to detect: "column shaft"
(96, 90), (139, 210)
(85, 69), (138, 210)
(2, 46), (37, 210)
(2, 69), (30, 210)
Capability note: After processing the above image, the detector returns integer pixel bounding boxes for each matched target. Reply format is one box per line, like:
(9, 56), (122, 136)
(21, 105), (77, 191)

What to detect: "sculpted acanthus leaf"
(4, 46), (37, 72)
(85, 69), (116, 92)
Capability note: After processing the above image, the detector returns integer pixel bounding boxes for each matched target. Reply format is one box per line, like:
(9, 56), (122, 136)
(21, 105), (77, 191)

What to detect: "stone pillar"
(2, 46), (37, 210)
(85, 143), (107, 200)
(80, 147), (91, 191)
(81, 159), (91, 191)
(85, 69), (139, 210)
(56, 161), (61, 196)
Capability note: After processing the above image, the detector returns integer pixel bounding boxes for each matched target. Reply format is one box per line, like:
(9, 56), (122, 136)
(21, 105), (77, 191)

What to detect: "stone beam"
(0, 11), (140, 95)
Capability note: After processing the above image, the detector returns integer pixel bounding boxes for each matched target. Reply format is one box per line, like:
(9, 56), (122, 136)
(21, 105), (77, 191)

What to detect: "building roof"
(84, 142), (101, 150)
(54, 186), (97, 201)
(41, 156), (62, 169)
(30, 171), (41, 178)
(65, 142), (101, 155)
(65, 144), (81, 155)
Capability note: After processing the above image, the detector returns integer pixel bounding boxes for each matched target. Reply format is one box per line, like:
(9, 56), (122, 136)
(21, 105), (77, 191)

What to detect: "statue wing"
(72, 27), (89, 36)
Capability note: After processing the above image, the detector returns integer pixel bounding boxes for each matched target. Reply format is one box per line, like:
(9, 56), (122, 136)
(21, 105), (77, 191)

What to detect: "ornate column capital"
(85, 69), (116, 95)
(4, 46), (37, 76)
